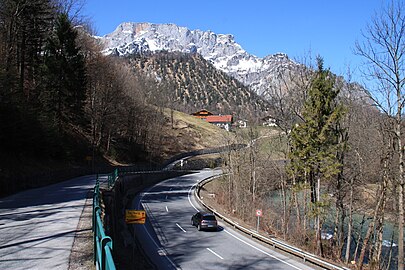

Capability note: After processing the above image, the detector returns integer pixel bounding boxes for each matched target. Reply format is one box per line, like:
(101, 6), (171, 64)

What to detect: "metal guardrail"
(93, 176), (116, 270)
(93, 165), (162, 269)
(195, 175), (350, 270)
(161, 143), (246, 168)
(107, 169), (118, 188)
(107, 167), (165, 188)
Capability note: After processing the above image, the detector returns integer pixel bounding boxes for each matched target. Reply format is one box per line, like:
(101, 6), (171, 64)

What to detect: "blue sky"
(83, 0), (385, 78)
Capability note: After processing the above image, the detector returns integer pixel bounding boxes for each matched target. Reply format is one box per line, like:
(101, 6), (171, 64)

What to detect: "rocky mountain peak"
(99, 22), (300, 97)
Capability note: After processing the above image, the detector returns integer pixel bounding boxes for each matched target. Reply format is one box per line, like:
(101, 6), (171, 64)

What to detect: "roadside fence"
(93, 176), (116, 270)
(92, 164), (161, 270)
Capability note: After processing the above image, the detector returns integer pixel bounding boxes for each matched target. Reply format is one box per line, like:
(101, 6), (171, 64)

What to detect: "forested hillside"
(126, 51), (269, 119)
(0, 1), (93, 195)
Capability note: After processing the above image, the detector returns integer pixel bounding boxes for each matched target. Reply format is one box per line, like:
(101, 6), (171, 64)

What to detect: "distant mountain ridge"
(98, 22), (300, 97)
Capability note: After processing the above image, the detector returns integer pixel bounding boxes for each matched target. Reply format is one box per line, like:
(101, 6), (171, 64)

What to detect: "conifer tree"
(288, 56), (345, 256)
(0, 0), (55, 102)
(41, 12), (86, 132)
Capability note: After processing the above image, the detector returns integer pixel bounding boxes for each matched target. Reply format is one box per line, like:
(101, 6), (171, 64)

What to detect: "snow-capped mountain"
(99, 22), (300, 96)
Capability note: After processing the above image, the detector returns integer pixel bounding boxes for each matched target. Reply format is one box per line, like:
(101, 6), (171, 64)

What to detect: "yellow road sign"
(125, 210), (146, 224)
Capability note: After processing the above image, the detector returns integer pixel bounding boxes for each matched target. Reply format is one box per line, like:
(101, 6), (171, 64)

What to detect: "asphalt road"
(0, 175), (98, 270)
(132, 169), (315, 270)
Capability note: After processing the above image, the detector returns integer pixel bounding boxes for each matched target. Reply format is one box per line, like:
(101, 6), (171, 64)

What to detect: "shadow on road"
(0, 175), (96, 209)
(0, 228), (90, 250)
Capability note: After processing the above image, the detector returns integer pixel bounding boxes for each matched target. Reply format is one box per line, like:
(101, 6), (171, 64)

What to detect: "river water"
(265, 190), (402, 269)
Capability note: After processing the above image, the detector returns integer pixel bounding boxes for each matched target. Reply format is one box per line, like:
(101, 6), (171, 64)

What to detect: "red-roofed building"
(205, 115), (233, 131)
(192, 110), (233, 131)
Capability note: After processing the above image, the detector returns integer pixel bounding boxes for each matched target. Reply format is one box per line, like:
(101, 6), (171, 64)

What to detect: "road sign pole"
(255, 209), (262, 232)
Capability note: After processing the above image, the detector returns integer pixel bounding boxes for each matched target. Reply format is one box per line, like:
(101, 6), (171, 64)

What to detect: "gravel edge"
(68, 190), (95, 270)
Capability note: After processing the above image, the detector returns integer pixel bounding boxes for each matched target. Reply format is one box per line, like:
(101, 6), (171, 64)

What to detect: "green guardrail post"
(93, 206), (101, 264)
(94, 167), (138, 270)
(93, 176), (100, 232)
(101, 236), (113, 270)
(104, 246), (116, 270)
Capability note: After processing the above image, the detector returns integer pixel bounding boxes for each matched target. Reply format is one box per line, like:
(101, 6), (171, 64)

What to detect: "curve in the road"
(131, 170), (315, 270)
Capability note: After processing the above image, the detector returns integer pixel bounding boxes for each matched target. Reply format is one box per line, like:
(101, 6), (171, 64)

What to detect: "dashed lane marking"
(176, 223), (187, 233)
(207, 248), (224, 260)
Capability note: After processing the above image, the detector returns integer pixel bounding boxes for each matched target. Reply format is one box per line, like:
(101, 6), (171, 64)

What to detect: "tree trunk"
(292, 175), (301, 232)
(97, 122), (104, 148)
(372, 161), (388, 268)
(332, 189), (345, 256)
(293, 190), (301, 234)
(333, 206), (339, 248)
(373, 214), (384, 268)
(19, 32), (26, 96)
(250, 143), (256, 203)
(5, 12), (15, 72)
(316, 176), (323, 257)
(358, 178), (386, 269)
(396, 80), (404, 270)
(354, 215), (366, 262)
(386, 228), (396, 270)
(227, 146), (233, 210)
(345, 177), (354, 264)
(398, 180), (404, 270)
(106, 129), (111, 152)
(303, 177), (308, 233)
(281, 176), (287, 240)
(358, 221), (375, 269)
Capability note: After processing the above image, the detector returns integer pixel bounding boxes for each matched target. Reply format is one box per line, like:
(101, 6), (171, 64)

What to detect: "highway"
(131, 169), (316, 270)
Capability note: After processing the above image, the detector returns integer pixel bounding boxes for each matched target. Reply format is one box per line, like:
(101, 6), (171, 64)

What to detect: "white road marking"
(166, 188), (172, 200)
(138, 172), (301, 270)
(188, 183), (199, 211)
(176, 223), (187, 233)
(207, 248), (224, 260)
(187, 174), (302, 270)
(166, 206), (169, 212)
(223, 229), (302, 270)
(158, 248), (167, 256)
(138, 185), (178, 269)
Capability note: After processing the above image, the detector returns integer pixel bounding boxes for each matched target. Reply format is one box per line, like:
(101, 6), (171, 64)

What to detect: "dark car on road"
(191, 212), (218, 231)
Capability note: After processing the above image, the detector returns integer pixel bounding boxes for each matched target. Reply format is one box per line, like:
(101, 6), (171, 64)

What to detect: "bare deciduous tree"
(355, 1), (405, 268)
